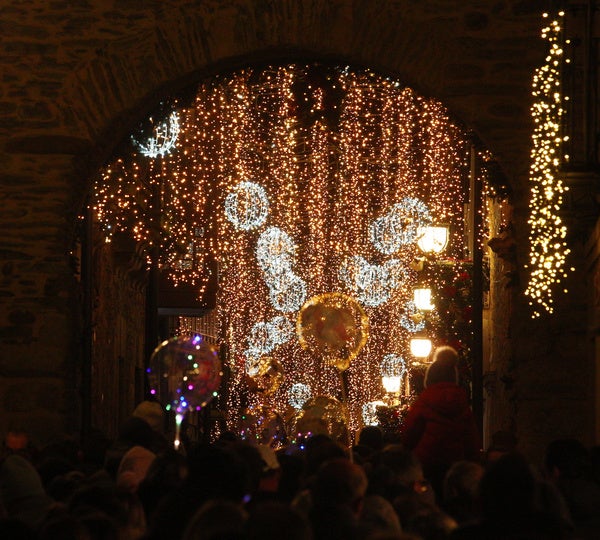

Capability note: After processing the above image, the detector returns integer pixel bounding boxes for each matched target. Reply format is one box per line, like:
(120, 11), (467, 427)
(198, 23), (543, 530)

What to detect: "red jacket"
(401, 382), (480, 472)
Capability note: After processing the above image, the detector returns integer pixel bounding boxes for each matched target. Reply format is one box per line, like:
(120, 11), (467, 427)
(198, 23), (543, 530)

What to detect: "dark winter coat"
(401, 382), (480, 485)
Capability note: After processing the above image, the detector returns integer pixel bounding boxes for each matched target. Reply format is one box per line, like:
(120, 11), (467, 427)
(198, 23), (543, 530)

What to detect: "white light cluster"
(288, 383), (312, 409)
(245, 316), (295, 370)
(399, 300), (426, 333)
(256, 227), (307, 312)
(133, 112), (180, 158)
(370, 198), (431, 254)
(362, 400), (386, 426)
(339, 256), (407, 307)
(380, 353), (407, 378)
(525, 12), (572, 317)
(225, 181), (270, 231)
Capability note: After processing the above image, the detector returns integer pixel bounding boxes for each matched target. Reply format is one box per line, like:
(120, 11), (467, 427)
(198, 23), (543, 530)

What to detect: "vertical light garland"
(525, 11), (572, 317)
(93, 64), (471, 431)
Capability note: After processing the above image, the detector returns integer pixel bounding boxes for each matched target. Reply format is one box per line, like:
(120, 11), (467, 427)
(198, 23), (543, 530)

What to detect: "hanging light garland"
(93, 63), (474, 431)
(525, 11), (572, 317)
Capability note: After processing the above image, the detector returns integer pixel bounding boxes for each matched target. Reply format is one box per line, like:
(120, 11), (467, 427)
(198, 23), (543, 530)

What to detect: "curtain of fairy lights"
(93, 64), (470, 432)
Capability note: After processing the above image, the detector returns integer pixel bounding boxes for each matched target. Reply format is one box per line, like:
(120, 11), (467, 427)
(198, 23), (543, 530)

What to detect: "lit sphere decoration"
(224, 181), (270, 231)
(370, 197), (432, 254)
(133, 111), (180, 158)
(147, 334), (222, 413)
(399, 300), (426, 333)
(339, 256), (407, 307)
(244, 315), (295, 366)
(269, 273), (307, 313)
(380, 353), (407, 379)
(256, 226), (296, 277)
(288, 383), (312, 410)
(297, 292), (370, 371)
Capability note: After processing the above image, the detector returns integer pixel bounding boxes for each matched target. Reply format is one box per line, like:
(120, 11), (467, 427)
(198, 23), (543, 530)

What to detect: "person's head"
(132, 401), (165, 433)
(358, 426), (384, 453)
(182, 499), (247, 540)
(246, 501), (311, 540)
(544, 438), (590, 480)
(424, 346), (459, 387)
(442, 460), (484, 523)
(312, 457), (368, 516)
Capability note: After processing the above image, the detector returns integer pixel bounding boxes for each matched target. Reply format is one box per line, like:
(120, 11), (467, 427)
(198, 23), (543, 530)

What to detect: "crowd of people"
(1, 347), (600, 539)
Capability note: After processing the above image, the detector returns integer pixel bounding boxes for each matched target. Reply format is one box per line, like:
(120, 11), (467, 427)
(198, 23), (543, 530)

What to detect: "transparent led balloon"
(148, 335), (222, 449)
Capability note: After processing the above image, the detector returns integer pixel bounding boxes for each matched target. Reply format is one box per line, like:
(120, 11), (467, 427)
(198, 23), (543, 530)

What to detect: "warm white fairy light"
(224, 181), (270, 230)
(525, 12), (571, 317)
(94, 64), (473, 431)
(133, 111), (180, 158)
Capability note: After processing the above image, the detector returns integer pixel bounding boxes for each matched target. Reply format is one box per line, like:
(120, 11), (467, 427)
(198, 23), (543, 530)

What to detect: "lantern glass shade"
(410, 337), (433, 358)
(382, 375), (401, 394)
(414, 287), (434, 310)
(417, 225), (449, 254)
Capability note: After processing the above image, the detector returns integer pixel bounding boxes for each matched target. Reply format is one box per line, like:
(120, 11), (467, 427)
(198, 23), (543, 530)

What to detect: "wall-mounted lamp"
(417, 225), (449, 255)
(410, 336), (433, 359)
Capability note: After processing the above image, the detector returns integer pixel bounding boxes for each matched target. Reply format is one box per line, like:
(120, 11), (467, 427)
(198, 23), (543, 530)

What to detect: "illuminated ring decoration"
(288, 383), (312, 409)
(225, 181), (270, 231)
(399, 300), (426, 333)
(133, 112), (180, 158)
(269, 316), (295, 345)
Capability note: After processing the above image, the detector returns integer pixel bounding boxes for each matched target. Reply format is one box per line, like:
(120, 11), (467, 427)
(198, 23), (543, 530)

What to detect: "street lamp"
(413, 287), (434, 311)
(417, 225), (449, 255)
(410, 335), (432, 360)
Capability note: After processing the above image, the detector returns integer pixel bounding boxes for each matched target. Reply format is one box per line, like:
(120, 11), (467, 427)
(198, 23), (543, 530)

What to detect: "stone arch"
(62, 1), (544, 190)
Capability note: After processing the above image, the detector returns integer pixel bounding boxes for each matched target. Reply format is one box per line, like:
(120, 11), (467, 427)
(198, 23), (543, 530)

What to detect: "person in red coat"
(401, 346), (481, 501)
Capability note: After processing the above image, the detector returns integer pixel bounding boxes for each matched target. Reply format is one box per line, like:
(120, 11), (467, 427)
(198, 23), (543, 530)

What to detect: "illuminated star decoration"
(339, 256), (408, 307)
(225, 181), (270, 231)
(370, 198), (432, 255)
(288, 383), (312, 409)
(399, 301), (426, 333)
(133, 111), (180, 158)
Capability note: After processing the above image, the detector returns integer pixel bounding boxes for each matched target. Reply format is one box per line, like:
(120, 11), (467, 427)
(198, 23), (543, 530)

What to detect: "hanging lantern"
(416, 225), (449, 254)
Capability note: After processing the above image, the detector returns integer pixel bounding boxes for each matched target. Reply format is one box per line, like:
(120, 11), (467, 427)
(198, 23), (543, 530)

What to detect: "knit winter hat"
(132, 400), (165, 432)
(425, 345), (459, 387)
(116, 445), (157, 493)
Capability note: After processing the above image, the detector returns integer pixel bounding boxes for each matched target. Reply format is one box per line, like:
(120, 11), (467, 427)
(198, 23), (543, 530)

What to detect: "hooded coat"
(401, 382), (480, 485)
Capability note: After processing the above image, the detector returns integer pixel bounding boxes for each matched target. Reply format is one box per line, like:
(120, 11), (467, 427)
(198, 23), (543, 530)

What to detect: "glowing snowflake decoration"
(370, 197), (431, 254)
(399, 300), (426, 333)
(288, 383), (312, 409)
(133, 112), (180, 158)
(269, 273), (307, 312)
(362, 401), (386, 426)
(380, 354), (407, 378)
(225, 181), (270, 231)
